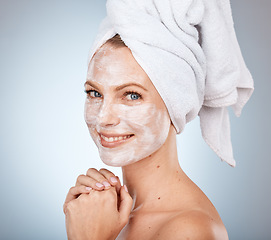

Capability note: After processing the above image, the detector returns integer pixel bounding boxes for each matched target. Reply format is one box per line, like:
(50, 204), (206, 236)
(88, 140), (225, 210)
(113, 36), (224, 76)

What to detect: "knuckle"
(90, 191), (100, 201)
(99, 192), (116, 204)
(98, 168), (110, 178)
(107, 189), (117, 199)
(68, 186), (76, 193)
(99, 168), (113, 175)
(108, 196), (116, 205)
(105, 193), (115, 202)
(86, 168), (97, 175)
(63, 203), (67, 214)
(76, 174), (85, 182)
(78, 194), (89, 203)
(110, 189), (117, 196)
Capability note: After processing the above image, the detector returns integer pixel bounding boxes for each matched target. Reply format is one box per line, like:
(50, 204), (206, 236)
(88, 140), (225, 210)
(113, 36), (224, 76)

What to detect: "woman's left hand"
(64, 185), (133, 240)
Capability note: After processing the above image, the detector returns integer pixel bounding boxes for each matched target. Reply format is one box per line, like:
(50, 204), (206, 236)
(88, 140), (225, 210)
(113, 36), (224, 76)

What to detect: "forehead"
(87, 45), (152, 88)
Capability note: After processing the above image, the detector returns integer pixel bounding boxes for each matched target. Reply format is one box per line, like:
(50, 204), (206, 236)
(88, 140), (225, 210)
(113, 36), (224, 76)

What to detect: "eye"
(124, 91), (142, 101)
(85, 89), (102, 98)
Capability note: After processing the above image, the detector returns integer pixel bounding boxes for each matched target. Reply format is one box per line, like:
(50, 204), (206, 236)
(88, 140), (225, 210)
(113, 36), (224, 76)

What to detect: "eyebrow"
(84, 80), (148, 92)
(115, 83), (148, 92)
(84, 81), (101, 91)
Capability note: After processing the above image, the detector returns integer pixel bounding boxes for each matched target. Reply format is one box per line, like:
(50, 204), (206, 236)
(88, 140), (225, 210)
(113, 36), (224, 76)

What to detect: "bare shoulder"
(152, 210), (229, 240)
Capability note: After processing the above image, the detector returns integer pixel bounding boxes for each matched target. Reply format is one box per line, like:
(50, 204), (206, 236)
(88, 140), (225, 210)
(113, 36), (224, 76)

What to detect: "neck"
(121, 125), (186, 212)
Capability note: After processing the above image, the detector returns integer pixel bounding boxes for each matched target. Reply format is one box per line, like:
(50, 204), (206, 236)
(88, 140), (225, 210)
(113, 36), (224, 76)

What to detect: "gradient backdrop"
(0, 0), (270, 239)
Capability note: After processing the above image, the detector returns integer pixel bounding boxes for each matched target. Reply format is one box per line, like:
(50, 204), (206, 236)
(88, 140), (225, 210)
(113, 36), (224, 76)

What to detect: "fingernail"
(124, 185), (128, 192)
(85, 187), (92, 191)
(96, 182), (104, 188)
(103, 181), (111, 188)
(110, 177), (118, 183)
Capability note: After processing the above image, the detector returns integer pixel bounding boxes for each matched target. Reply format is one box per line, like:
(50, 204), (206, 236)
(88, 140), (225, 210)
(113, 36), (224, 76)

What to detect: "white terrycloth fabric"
(87, 0), (254, 167)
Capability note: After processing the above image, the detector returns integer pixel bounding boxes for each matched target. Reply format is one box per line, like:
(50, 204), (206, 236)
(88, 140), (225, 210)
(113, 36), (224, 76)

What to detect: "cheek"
(84, 98), (102, 130)
(115, 104), (154, 129)
(85, 100), (170, 143)
(117, 104), (170, 137)
(140, 107), (170, 146)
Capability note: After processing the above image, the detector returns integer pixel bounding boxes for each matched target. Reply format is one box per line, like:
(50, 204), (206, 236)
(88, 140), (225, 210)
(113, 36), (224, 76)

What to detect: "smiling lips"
(99, 133), (134, 148)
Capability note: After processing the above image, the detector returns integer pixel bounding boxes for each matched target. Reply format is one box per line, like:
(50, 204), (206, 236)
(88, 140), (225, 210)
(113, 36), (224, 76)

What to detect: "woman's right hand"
(63, 168), (122, 214)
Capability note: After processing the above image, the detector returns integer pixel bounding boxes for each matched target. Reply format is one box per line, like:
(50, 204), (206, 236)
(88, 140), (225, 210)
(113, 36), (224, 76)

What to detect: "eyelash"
(84, 89), (142, 100)
(123, 91), (142, 100)
(84, 89), (101, 97)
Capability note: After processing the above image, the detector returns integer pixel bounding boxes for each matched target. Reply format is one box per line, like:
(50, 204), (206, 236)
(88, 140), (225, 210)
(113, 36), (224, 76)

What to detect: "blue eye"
(91, 90), (102, 98)
(85, 89), (102, 98)
(125, 91), (142, 101)
(130, 93), (140, 100)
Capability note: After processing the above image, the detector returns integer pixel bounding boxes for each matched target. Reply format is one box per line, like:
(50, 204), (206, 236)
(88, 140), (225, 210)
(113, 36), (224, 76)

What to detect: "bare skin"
(64, 45), (229, 239)
(117, 124), (228, 240)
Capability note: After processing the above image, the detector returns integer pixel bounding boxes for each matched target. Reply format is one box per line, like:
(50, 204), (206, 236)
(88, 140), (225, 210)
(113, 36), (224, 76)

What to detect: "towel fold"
(88, 0), (254, 167)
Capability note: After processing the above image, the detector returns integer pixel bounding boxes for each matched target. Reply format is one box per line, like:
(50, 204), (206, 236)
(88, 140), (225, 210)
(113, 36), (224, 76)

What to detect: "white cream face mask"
(84, 45), (171, 167)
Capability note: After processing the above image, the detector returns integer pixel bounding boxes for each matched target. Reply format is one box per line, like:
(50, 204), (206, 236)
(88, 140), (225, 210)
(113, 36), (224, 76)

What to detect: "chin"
(99, 154), (142, 167)
(98, 142), (163, 167)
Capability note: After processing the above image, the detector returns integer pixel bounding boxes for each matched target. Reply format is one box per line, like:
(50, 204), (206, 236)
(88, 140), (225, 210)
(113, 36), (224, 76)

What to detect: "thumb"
(119, 185), (133, 224)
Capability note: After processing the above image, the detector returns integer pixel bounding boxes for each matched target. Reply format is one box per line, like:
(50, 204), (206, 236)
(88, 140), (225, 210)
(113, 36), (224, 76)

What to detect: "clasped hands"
(63, 168), (133, 240)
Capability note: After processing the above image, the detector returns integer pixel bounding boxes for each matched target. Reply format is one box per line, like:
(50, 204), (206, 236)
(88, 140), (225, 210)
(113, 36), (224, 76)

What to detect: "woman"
(64, 35), (228, 240)
(63, 0), (253, 239)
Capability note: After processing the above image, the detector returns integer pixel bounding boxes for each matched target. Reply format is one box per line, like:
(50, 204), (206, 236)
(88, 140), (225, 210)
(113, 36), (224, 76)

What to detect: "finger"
(102, 186), (118, 207)
(118, 185), (133, 226)
(85, 168), (112, 189)
(63, 186), (92, 214)
(115, 176), (122, 194)
(99, 168), (122, 193)
(76, 174), (108, 190)
(76, 171), (110, 190)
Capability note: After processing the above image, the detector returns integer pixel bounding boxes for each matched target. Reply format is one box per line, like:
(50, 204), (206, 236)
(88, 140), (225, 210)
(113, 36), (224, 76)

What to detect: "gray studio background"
(0, 0), (270, 239)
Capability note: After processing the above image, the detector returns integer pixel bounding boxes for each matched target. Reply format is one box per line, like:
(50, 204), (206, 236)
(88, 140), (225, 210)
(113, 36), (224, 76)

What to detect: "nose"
(97, 99), (120, 128)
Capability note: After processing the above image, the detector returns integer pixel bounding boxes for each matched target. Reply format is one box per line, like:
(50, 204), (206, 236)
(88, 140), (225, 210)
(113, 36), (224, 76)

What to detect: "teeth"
(101, 134), (132, 143)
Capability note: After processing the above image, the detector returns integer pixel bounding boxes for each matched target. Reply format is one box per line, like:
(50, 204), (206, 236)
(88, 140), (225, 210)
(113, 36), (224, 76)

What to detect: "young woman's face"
(84, 44), (171, 167)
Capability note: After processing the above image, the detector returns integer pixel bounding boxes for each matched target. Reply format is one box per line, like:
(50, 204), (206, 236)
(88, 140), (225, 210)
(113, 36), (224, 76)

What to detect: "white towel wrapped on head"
(88, 0), (254, 167)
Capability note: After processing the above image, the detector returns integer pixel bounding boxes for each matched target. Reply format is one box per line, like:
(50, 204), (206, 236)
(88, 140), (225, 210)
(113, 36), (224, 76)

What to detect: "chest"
(116, 212), (177, 240)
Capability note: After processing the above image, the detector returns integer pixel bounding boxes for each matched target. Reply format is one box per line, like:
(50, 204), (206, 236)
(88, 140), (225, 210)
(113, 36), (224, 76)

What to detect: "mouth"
(98, 132), (135, 148)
